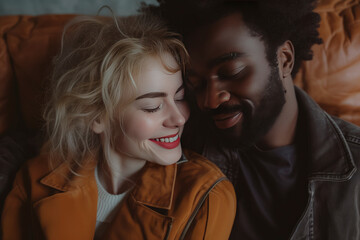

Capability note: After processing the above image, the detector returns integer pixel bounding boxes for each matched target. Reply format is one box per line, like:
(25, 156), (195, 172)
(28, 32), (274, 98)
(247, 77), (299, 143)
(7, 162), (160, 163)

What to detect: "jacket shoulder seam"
(345, 135), (360, 145)
(183, 150), (226, 177)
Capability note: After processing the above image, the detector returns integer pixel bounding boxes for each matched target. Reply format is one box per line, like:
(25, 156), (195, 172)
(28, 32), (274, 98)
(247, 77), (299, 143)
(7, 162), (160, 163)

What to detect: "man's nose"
(163, 103), (187, 128)
(200, 80), (230, 110)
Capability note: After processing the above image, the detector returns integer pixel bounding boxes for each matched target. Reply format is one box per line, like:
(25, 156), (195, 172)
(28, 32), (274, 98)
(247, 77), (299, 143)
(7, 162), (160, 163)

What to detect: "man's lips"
(149, 132), (180, 149)
(213, 112), (243, 129)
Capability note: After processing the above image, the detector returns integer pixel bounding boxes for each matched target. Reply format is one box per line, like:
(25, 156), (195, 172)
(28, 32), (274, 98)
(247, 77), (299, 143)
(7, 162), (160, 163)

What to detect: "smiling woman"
(109, 54), (189, 166)
(1, 13), (236, 240)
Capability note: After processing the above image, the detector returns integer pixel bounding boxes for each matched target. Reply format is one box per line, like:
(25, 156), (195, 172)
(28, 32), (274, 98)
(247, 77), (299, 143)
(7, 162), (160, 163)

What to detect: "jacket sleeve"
(184, 179), (236, 240)
(1, 170), (32, 240)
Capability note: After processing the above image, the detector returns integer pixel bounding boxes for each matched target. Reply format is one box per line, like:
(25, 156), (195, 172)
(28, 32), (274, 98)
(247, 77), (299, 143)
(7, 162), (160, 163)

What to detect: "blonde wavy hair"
(43, 13), (188, 173)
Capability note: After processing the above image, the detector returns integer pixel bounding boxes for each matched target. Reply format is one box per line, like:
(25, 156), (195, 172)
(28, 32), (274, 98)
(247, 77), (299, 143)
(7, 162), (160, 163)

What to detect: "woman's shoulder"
(4, 153), (56, 203)
(16, 153), (53, 181)
(175, 149), (233, 196)
(11, 153), (95, 202)
(12, 153), (69, 196)
(170, 149), (236, 238)
(180, 149), (226, 179)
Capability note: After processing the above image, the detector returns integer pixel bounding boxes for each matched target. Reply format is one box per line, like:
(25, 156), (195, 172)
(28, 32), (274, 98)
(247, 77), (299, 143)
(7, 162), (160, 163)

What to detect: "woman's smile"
(149, 132), (180, 149)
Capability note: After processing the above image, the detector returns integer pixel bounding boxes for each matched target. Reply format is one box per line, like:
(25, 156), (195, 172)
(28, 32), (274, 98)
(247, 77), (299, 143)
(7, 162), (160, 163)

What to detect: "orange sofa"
(0, 14), (76, 134)
(0, 0), (359, 210)
(1, 1), (360, 136)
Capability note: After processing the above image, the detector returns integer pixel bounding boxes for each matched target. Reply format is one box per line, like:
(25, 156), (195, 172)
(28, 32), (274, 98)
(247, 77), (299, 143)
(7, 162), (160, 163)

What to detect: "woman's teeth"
(154, 135), (179, 143)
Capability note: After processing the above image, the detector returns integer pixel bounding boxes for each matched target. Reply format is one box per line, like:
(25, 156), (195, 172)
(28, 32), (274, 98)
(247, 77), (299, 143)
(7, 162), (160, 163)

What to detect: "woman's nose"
(163, 102), (188, 128)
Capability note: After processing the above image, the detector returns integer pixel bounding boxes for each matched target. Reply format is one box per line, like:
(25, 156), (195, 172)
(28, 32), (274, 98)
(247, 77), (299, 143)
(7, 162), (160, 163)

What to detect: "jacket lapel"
(295, 87), (356, 179)
(35, 159), (98, 240)
(103, 162), (178, 240)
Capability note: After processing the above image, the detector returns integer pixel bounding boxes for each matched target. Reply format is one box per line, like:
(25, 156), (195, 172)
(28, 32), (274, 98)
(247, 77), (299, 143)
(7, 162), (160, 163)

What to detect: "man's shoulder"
(330, 116), (360, 169)
(330, 115), (360, 146)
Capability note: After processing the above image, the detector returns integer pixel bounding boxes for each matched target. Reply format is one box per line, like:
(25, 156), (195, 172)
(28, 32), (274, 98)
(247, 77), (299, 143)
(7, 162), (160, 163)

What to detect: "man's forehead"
(184, 12), (264, 62)
(184, 12), (255, 49)
(185, 11), (245, 37)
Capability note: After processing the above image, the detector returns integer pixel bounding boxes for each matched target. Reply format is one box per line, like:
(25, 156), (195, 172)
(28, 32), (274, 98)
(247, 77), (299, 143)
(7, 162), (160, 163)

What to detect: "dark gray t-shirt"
(230, 144), (308, 239)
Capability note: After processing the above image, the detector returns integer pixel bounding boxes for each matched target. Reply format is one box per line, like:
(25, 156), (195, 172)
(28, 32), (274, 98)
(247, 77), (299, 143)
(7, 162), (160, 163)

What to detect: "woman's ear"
(92, 119), (105, 134)
(277, 40), (295, 78)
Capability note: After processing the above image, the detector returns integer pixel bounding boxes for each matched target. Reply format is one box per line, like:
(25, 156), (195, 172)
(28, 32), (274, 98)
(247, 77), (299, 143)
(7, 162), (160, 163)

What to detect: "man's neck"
(258, 83), (298, 150)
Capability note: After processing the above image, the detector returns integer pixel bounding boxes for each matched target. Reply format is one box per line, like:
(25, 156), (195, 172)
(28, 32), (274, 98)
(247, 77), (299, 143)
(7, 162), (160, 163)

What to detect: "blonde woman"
(1, 14), (236, 239)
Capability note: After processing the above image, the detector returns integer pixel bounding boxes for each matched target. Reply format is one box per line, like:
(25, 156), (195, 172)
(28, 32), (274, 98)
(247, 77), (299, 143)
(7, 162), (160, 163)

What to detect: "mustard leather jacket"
(1, 150), (236, 240)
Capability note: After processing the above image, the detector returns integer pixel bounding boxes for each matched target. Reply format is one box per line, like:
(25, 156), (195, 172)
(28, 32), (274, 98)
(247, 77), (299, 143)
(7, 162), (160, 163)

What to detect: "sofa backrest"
(294, 0), (360, 125)
(0, 15), (75, 134)
(0, 0), (359, 135)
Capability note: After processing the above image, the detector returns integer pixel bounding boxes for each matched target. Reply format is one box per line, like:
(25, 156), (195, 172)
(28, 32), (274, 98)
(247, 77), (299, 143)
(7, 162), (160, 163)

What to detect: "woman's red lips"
(213, 112), (243, 129)
(149, 132), (180, 149)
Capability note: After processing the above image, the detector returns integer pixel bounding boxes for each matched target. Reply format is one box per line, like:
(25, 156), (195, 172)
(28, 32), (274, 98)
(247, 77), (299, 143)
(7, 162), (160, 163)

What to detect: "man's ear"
(92, 119), (105, 134)
(277, 40), (294, 78)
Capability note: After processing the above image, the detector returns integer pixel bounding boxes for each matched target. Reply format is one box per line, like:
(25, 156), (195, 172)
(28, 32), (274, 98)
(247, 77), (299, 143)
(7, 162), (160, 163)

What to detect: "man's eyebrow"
(209, 52), (244, 68)
(135, 85), (184, 100)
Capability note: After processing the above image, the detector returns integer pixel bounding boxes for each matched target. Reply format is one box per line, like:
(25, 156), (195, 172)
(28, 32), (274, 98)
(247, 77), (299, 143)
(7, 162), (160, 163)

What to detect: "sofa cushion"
(6, 14), (75, 133)
(0, 16), (20, 134)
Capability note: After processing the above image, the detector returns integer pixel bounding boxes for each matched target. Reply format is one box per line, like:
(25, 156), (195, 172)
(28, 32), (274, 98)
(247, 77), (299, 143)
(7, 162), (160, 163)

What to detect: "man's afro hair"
(142, 0), (323, 77)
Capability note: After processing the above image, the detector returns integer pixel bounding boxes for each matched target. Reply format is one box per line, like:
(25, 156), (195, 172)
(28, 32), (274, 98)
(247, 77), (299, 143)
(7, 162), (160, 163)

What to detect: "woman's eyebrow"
(135, 84), (184, 100)
(135, 92), (167, 100)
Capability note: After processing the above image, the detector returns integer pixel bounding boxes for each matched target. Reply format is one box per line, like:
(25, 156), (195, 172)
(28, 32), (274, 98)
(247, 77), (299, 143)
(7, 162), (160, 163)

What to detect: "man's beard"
(208, 66), (286, 149)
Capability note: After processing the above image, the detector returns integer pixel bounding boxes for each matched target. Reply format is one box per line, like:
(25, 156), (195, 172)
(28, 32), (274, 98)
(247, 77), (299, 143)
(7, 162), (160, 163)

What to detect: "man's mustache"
(206, 104), (243, 117)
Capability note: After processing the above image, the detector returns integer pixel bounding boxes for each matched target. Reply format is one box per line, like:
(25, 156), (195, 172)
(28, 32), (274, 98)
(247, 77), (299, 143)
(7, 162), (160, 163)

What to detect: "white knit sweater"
(94, 167), (128, 239)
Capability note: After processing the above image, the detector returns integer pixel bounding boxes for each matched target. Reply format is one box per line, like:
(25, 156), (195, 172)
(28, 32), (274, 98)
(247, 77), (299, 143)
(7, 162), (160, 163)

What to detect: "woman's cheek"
(126, 116), (158, 140)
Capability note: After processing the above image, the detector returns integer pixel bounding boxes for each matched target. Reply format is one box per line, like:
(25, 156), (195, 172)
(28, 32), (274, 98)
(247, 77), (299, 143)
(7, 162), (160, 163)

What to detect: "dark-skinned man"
(144, 1), (360, 239)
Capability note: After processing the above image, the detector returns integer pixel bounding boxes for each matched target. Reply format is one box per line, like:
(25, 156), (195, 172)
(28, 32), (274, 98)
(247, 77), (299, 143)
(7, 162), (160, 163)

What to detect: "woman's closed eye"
(143, 103), (163, 113)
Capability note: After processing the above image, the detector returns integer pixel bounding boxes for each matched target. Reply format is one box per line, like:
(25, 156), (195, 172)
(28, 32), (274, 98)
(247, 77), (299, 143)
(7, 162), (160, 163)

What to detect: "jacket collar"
(36, 156), (98, 240)
(130, 154), (188, 210)
(295, 87), (356, 180)
(40, 153), (188, 210)
(40, 157), (97, 192)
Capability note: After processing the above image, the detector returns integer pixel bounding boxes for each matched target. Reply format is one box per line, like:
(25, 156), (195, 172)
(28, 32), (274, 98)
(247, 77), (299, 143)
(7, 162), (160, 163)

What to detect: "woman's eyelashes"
(143, 103), (163, 113)
(139, 87), (186, 113)
(141, 94), (185, 113)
